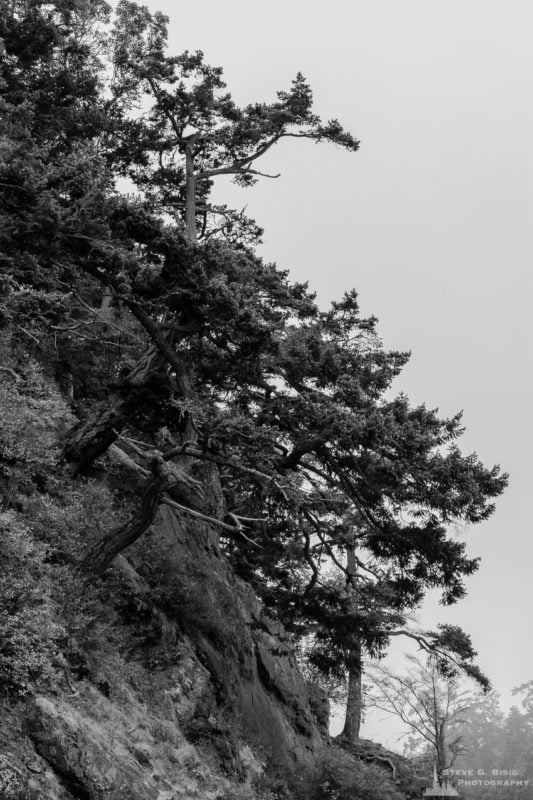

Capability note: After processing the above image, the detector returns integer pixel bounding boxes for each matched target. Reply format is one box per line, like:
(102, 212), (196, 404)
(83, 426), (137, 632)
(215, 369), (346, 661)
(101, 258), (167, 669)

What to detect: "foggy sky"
(135, 0), (533, 745)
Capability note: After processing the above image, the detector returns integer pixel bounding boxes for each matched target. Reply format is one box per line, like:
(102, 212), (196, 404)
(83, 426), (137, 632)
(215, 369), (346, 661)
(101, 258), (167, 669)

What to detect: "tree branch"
(161, 497), (263, 547)
(198, 165), (280, 180)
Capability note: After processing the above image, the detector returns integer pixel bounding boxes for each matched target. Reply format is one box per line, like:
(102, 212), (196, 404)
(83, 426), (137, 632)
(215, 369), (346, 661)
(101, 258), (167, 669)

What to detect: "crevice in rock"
(30, 748), (92, 800)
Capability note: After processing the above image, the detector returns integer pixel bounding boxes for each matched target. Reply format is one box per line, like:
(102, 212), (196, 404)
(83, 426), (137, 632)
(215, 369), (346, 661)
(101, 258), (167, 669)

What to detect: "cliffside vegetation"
(0, 1), (508, 798)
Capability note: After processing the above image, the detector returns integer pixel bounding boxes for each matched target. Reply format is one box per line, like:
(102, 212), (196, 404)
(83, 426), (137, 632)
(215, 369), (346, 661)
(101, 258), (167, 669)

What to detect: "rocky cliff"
(0, 362), (415, 800)
(0, 489), (329, 799)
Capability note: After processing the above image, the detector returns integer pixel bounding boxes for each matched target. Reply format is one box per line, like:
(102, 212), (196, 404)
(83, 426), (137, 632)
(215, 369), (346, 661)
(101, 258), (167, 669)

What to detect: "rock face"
(142, 505), (328, 773)
(1, 504), (328, 799)
(27, 689), (221, 800)
(0, 753), (34, 800)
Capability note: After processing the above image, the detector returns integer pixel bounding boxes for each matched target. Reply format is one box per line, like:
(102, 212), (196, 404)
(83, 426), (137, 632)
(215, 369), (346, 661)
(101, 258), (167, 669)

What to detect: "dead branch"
(162, 497), (263, 547)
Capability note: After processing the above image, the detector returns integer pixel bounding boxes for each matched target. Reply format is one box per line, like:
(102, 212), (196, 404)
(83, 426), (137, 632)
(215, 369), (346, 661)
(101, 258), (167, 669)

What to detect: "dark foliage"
(0, 0), (507, 719)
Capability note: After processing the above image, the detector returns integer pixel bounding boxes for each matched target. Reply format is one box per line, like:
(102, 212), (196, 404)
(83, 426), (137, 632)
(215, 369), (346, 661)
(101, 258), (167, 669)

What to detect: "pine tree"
(0, 0), (508, 745)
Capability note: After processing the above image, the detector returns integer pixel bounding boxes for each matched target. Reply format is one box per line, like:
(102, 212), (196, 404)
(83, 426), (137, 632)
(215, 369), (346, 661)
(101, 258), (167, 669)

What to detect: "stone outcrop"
(139, 504), (328, 774)
(0, 503), (328, 799)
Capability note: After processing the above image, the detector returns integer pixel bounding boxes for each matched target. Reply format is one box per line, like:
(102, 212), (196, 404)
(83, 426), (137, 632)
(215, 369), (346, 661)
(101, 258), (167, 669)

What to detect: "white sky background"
(136, 0), (533, 747)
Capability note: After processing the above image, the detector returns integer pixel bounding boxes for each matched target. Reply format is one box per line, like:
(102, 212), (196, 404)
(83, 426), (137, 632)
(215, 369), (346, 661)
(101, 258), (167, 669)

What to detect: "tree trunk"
(81, 456), (175, 576)
(99, 286), (113, 315)
(65, 397), (125, 474)
(341, 640), (363, 743)
(184, 145), (197, 244)
(341, 542), (363, 743)
(436, 725), (447, 784)
(64, 346), (163, 473)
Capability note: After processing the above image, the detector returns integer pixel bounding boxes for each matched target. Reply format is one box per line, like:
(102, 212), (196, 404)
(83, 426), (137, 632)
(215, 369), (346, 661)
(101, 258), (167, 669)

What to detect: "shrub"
(313, 746), (406, 800)
(29, 479), (120, 561)
(0, 356), (74, 472)
(0, 512), (67, 696)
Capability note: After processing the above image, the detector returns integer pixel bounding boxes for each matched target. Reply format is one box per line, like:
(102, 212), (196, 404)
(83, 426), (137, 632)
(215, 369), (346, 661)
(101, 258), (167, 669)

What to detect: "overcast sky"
(137, 0), (533, 745)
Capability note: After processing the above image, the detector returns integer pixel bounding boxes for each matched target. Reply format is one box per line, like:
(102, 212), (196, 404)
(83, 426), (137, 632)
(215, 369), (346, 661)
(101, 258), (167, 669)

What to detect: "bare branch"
(198, 165), (281, 180)
(162, 497), (263, 547)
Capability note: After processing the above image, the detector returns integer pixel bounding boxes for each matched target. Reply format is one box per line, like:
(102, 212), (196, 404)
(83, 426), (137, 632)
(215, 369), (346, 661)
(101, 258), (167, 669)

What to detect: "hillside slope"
(0, 355), (413, 800)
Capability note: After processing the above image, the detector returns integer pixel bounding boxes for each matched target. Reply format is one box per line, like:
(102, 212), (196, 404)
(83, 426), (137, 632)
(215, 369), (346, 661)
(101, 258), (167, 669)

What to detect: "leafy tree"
(498, 708), (533, 800)
(453, 690), (505, 767)
(450, 692), (533, 800)
(367, 655), (478, 781)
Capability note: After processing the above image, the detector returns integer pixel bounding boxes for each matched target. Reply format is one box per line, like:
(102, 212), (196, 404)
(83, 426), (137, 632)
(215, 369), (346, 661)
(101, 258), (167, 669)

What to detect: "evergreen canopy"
(0, 0), (507, 715)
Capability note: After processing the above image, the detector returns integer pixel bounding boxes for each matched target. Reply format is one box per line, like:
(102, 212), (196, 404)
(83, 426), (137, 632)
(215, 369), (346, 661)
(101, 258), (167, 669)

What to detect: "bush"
(0, 344), (126, 696)
(0, 512), (67, 696)
(29, 479), (120, 561)
(0, 355), (74, 471)
(0, 348), (75, 511)
(314, 746), (406, 800)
